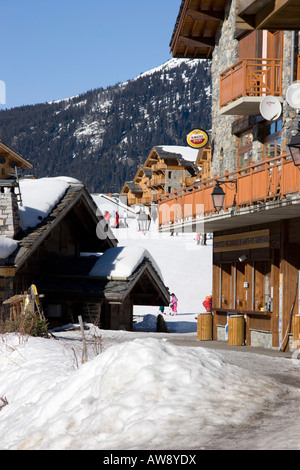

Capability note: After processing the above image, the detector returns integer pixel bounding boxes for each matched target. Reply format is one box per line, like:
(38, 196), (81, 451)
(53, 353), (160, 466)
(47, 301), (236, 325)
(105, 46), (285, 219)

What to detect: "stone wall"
(211, 0), (300, 178)
(211, 0), (239, 177)
(164, 168), (193, 194)
(0, 190), (22, 238)
(281, 31), (300, 151)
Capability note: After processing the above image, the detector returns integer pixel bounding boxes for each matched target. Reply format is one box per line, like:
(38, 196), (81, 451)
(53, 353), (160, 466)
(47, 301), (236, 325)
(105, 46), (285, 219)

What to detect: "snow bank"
(89, 246), (163, 280)
(19, 177), (71, 229)
(0, 335), (284, 450)
(133, 314), (158, 332)
(0, 236), (18, 258)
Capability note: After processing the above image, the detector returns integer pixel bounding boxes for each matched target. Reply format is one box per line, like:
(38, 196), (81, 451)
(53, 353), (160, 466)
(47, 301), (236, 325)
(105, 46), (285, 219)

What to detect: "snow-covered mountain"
(0, 59), (211, 193)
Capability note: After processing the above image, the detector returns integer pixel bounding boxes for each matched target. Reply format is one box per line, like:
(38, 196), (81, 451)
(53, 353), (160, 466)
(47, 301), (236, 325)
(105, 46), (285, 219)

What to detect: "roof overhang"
(159, 194), (300, 234)
(37, 260), (170, 308)
(237, 0), (300, 30)
(0, 141), (33, 170)
(170, 0), (228, 59)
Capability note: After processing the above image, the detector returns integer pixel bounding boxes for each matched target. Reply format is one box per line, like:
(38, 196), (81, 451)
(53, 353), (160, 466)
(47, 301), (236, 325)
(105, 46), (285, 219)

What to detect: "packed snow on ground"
(114, 217), (212, 316)
(0, 330), (293, 451)
(0, 191), (299, 450)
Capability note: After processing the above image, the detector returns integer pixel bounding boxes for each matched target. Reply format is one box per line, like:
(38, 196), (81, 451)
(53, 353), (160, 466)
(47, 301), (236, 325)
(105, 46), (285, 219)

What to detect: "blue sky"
(0, 0), (182, 109)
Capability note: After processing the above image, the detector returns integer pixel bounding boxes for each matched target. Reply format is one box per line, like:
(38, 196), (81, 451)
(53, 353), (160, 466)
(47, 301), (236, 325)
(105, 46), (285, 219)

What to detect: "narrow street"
(170, 337), (300, 450)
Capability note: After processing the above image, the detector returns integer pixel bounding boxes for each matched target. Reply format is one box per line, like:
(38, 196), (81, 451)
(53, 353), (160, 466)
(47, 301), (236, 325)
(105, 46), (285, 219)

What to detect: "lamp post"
(211, 181), (225, 213)
(288, 126), (300, 167)
(138, 211), (151, 232)
(211, 179), (237, 213)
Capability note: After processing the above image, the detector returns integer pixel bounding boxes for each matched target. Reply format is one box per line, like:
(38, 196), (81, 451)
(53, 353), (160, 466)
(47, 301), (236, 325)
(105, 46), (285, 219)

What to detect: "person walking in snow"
(170, 293), (178, 315)
(158, 306), (165, 315)
(115, 211), (120, 229)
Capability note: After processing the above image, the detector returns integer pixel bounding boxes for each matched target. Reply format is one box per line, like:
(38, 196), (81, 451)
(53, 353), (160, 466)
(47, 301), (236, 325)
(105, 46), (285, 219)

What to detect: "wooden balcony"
(152, 192), (164, 202)
(220, 58), (283, 115)
(147, 177), (165, 188)
(151, 163), (167, 173)
(180, 176), (197, 186)
(158, 153), (300, 229)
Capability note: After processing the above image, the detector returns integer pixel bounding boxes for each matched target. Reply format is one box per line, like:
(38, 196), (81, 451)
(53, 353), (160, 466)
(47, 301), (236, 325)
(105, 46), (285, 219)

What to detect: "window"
(253, 261), (271, 311)
(263, 119), (282, 160)
(238, 132), (253, 168)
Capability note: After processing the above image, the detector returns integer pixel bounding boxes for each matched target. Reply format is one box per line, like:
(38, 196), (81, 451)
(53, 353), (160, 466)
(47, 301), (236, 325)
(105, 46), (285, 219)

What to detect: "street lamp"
(211, 179), (237, 213)
(137, 211), (151, 232)
(288, 126), (300, 167)
(211, 181), (225, 213)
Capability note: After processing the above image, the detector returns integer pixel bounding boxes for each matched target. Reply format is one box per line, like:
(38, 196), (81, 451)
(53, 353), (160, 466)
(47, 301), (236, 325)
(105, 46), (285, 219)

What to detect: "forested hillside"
(0, 59), (211, 193)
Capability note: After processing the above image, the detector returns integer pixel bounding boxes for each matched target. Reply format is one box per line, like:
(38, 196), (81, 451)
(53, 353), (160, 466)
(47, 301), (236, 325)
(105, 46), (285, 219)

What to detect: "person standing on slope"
(170, 293), (178, 315)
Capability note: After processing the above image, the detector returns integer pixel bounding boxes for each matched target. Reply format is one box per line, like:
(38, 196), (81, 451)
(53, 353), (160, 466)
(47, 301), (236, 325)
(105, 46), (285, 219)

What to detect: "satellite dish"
(286, 82), (300, 110)
(260, 96), (282, 121)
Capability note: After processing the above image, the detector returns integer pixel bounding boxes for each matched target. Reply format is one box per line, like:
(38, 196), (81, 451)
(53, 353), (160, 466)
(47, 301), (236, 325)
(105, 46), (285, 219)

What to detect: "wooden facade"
(0, 141), (33, 179)
(0, 180), (169, 331)
(158, 152), (299, 227)
(212, 221), (300, 350)
(165, 0), (300, 351)
(121, 146), (200, 207)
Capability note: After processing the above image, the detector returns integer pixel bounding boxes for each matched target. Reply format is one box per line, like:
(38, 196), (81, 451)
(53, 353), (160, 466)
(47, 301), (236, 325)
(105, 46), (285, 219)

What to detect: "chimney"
(0, 183), (22, 238)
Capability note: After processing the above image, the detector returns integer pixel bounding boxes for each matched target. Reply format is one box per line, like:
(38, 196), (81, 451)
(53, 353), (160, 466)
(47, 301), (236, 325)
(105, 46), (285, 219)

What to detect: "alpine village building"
(0, 144), (170, 331)
(121, 145), (210, 207)
(159, 0), (300, 352)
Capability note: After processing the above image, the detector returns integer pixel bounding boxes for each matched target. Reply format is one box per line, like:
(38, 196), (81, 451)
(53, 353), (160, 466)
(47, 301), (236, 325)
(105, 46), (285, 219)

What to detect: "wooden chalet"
(121, 167), (152, 207)
(121, 145), (200, 207)
(160, 0), (300, 351)
(0, 140), (33, 179)
(0, 167), (169, 330)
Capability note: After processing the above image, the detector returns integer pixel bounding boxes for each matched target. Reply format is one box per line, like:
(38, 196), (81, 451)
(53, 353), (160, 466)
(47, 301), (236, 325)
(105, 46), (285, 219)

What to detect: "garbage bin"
(228, 315), (245, 346)
(197, 313), (213, 341)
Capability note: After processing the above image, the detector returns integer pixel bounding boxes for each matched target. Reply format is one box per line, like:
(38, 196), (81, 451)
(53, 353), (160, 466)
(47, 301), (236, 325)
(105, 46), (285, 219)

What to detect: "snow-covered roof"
(0, 236), (18, 259)
(89, 246), (163, 280)
(19, 177), (82, 230)
(156, 145), (199, 163)
(92, 193), (136, 218)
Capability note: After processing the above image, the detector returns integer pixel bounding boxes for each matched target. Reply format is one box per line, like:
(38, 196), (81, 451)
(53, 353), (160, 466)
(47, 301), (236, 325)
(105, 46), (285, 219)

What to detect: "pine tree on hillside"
(0, 60), (211, 192)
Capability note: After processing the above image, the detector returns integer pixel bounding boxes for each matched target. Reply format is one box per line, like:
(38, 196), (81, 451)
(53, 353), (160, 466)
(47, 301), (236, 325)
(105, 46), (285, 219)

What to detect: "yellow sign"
(186, 129), (209, 149)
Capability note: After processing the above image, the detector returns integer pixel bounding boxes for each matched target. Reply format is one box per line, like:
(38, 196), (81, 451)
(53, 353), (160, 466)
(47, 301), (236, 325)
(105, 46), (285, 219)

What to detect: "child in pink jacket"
(170, 293), (178, 315)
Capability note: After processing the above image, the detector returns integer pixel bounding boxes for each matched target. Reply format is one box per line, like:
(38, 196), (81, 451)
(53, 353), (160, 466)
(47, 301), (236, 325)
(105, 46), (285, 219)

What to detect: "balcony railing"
(151, 163), (167, 172)
(220, 58), (283, 108)
(147, 177), (165, 188)
(158, 153), (299, 227)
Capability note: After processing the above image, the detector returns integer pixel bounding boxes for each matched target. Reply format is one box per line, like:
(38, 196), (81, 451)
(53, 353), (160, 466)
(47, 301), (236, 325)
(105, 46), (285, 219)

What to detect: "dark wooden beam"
(238, 14), (256, 27)
(187, 8), (224, 22)
(179, 35), (215, 48)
